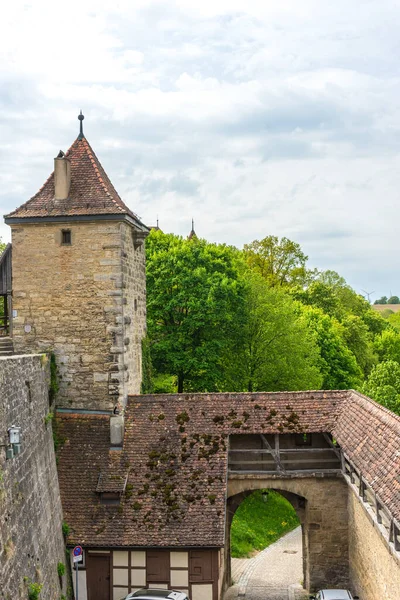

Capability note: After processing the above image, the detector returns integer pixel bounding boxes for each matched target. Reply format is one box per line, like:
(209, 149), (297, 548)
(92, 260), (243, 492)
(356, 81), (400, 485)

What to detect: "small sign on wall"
(12, 309), (17, 318)
(24, 324), (32, 333)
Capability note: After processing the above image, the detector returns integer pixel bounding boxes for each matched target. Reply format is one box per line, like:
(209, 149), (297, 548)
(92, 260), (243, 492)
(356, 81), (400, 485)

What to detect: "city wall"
(348, 489), (400, 600)
(0, 354), (66, 600)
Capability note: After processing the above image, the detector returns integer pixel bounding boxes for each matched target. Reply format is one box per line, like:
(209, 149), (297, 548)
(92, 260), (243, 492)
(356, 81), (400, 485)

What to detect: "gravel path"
(224, 526), (308, 600)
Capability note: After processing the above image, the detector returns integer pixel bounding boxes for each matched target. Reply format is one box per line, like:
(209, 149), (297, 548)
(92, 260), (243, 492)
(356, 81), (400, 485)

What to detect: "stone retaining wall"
(0, 354), (66, 600)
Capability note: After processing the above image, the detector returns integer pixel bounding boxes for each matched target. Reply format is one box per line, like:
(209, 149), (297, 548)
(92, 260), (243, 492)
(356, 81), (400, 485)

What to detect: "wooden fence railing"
(228, 446), (341, 475)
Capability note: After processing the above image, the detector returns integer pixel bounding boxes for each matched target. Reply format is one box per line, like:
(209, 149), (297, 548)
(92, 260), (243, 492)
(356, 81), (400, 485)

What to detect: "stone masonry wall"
(227, 475), (349, 592)
(11, 220), (144, 411)
(121, 222), (146, 397)
(348, 489), (400, 600)
(0, 354), (66, 600)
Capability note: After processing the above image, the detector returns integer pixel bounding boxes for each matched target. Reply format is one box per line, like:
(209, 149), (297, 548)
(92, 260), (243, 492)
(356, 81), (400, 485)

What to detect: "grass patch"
(230, 489), (300, 558)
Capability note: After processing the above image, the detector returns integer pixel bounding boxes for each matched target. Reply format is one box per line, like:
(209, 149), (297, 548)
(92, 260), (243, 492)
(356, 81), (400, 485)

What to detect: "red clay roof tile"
(56, 390), (400, 548)
(5, 136), (146, 227)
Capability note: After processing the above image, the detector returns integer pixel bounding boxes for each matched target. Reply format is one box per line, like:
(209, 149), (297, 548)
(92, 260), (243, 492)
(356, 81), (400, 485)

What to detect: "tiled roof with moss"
(56, 389), (400, 548)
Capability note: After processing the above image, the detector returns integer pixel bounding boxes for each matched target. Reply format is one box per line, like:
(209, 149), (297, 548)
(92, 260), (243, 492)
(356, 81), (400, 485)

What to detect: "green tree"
(0, 237), (6, 254)
(300, 306), (363, 389)
(292, 281), (342, 320)
(243, 235), (315, 288)
(362, 360), (400, 415)
(388, 295), (400, 304)
(341, 315), (377, 377)
(373, 328), (400, 364)
(292, 273), (380, 377)
(146, 230), (245, 392)
(387, 312), (400, 332)
(317, 269), (347, 288)
(141, 336), (153, 394)
(374, 296), (388, 305)
(226, 272), (322, 392)
(296, 270), (386, 338)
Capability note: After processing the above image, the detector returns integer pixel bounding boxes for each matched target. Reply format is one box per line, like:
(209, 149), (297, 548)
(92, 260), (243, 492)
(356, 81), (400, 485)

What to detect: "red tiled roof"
(5, 136), (146, 227)
(56, 390), (400, 548)
(332, 391), (400, 522)
(56, 390), (347, 548)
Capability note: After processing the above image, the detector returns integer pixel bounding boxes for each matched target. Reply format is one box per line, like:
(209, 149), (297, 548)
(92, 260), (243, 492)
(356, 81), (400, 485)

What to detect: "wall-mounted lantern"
(7, 425), (22, 458)
(8, 426), (21, 445)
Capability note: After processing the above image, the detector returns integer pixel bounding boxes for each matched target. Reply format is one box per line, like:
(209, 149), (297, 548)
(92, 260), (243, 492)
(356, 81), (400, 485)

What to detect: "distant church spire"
(188, 218), (197, 240)
(78, 110), (85, 140)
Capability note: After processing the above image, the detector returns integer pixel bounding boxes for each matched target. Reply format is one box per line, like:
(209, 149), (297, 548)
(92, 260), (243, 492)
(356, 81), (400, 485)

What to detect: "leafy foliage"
(26, 581), (43, 600)
(230, 490), (299, 557)
(226, 272), (322, 392)
(243, 235), (314, 288)
(373, 328), (400, 364)
(387, 312), (400, 331)
(300, 306), (362, 389)
(146, 231), (245, 392)
(341, 315), (377, 377)
(141, 336), (153, 394)
(362, 360), (400, 414)
(144, 229), (400, 408)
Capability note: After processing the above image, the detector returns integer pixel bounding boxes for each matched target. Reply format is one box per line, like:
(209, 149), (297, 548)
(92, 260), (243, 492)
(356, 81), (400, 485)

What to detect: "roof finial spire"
(188, 218), (197, 240)
(78, 110), (85, 140)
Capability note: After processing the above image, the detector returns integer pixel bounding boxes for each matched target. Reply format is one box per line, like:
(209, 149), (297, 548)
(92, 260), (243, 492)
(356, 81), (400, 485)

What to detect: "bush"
(27, 582), (43, 600)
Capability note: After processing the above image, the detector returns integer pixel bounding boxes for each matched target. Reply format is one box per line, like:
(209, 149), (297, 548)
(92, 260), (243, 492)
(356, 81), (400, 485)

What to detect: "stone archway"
(224, 488), (306, 594)
(223, 475), (350, 594)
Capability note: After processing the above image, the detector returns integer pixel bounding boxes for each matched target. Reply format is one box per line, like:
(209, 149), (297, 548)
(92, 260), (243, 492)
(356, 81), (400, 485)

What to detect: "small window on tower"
(61, 230), (71, 245)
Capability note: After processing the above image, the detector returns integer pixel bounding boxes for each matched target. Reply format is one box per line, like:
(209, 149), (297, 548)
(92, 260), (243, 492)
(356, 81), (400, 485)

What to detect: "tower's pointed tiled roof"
(5, 133), (147, 230)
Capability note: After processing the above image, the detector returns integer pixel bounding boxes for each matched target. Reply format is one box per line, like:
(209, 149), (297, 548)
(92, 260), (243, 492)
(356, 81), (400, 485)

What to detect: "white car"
(122, 590), (189, 600)
(310, 591), (359, 600)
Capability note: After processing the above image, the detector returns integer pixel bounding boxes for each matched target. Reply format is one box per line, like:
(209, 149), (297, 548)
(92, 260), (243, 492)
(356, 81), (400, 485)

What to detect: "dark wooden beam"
(322, 432), (341, 458)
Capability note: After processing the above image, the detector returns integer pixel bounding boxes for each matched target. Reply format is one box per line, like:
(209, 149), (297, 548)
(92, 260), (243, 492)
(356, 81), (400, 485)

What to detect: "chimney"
(110, 414), (124, 447)
(54, 150), (71, 200)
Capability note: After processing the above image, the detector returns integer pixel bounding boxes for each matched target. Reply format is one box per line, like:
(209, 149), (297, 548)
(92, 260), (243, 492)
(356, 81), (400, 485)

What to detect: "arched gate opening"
(224, 487), (307, 595)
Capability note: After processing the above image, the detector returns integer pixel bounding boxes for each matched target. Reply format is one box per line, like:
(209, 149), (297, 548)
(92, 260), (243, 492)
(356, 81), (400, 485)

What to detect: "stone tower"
(4, 115), (149, 410)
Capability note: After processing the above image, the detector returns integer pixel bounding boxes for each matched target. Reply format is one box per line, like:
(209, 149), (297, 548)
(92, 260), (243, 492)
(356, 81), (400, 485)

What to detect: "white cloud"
(1, 0), (400, 298)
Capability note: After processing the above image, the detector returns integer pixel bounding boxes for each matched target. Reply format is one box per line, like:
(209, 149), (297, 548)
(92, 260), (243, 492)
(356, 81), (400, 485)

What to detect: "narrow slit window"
(61, 230), (71, 245)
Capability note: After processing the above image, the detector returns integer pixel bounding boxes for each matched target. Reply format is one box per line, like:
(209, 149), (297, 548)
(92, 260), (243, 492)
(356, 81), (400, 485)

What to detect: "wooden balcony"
(228, 433), (341, 475)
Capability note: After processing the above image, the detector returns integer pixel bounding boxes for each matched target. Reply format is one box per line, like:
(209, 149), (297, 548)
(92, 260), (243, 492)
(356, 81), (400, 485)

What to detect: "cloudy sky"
(1, 0), (400, 299)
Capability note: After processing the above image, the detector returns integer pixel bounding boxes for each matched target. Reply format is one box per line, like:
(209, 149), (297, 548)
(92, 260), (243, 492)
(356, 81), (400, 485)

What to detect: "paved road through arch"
(225, 527), (307, 600)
